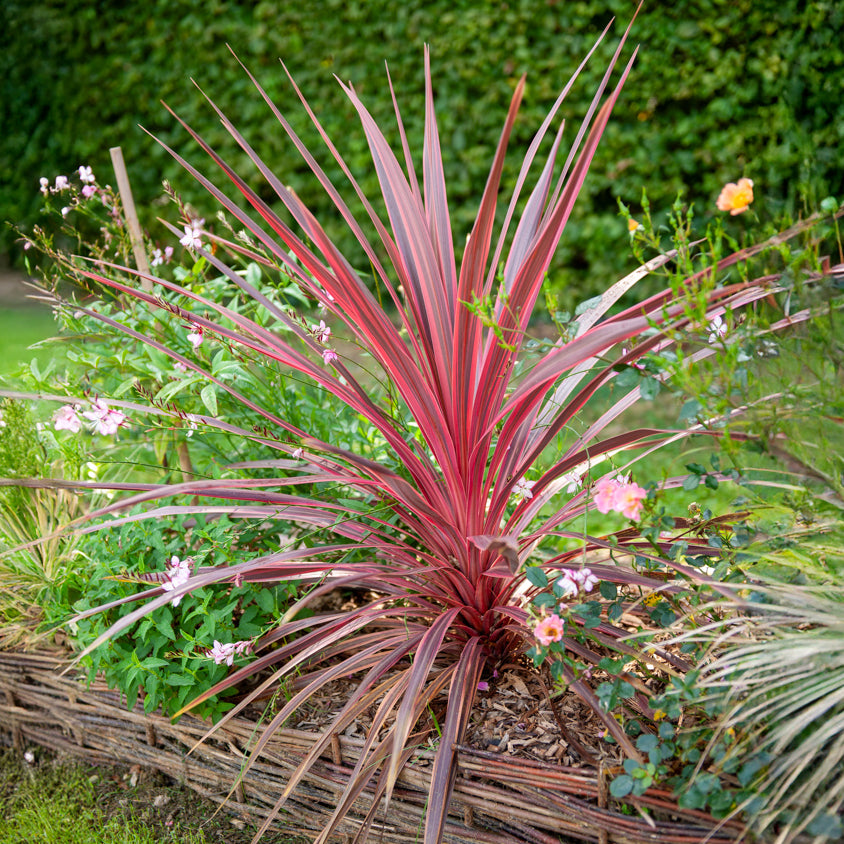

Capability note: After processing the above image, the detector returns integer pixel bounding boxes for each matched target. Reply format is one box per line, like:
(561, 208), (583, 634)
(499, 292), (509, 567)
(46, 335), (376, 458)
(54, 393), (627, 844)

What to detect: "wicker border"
(0, 650), (743, 843)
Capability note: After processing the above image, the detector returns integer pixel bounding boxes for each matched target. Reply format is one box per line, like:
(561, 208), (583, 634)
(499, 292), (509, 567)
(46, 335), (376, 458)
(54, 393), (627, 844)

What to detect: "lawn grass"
(0, 305), (58, 378)
(0, 748), (304, 844)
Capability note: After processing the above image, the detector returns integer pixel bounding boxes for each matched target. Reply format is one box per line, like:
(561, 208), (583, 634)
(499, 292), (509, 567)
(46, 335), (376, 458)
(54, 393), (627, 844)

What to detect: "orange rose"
(716, 177), (754, 215)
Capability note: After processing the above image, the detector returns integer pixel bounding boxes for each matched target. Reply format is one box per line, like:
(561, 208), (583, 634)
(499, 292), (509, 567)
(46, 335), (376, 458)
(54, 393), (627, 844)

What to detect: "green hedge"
(3, 0), (842, 299)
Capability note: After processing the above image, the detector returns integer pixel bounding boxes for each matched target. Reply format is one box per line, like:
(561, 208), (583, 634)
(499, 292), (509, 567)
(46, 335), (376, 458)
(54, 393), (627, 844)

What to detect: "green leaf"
(200, 384), (218, 415)
(165, 673), (196, 686)
(639, 377), (660, 400)
(524, 566), (548, 588)
(704, 474), (719, 490)
(636, 733), (659, 753)
(609, 774), (634, 798)
(599, 580), (617, 600)
(682, 474), (701, 491)
(678, 399), (702, 422)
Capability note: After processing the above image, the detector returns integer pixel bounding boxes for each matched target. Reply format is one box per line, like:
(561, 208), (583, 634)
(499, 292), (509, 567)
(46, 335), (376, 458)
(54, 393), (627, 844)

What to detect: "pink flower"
(578, 568), (600, 593)
(82, 399), (126, 435)
(205, 639), (252, 666)
(311, 320), (331, 344)
(534, 614), (565, 646)
(592, 475), (647, 521)
(322, 349), (338, 365)
(53, 404), (82, 433)
(77, 165), (95, 184)
(512, 477), (536, 501)
(291, 447), (304, 459)
(187, 325), (204, 348)
(556, 571), (580, 599)
(614, 483), (648, 520)
(477, 681), (490, 692)
(39, 177), (49, 195)
(81, 184), (97, 199)
(716, 178), (754, 215)
(53, 175), (70, 192)
(161, 555), (191, 607)
(173, 360), (188, 373)
(556, 567), (599, 598)
(593, 475), (621, 514)
(179, 219), (205, 250)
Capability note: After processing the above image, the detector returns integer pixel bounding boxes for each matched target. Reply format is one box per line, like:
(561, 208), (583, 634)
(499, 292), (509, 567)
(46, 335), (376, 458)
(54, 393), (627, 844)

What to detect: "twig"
(109, 146), (151, 290)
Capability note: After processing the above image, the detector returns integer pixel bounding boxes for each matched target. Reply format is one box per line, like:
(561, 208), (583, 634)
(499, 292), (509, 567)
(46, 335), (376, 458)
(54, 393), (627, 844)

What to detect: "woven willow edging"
(0, 651), (743, 844)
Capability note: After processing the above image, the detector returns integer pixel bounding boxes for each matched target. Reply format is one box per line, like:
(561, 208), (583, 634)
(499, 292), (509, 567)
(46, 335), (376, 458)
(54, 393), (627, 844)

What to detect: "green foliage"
(4, 0), (844, 301)
(60, 513), (295, 721)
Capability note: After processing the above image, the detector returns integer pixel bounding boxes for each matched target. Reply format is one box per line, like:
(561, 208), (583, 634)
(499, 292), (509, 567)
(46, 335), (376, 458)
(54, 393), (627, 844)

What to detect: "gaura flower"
(534, 614), (565, 646)
(708, 315), (727, 344)
(82, 399), (126, 435)
(312, 320), (331, 344)
(205, 639), (253, 666)
(161, 555), (192, 607)
(53, 404), (82, 433)
(556, 567), (600, 598)
(716, 177), (754, 215)
(53, 175), (70, 192)
(77, 165), (95, 184)
(81, 184), (97, 199)
(39, 177), (49, 195)
(322, 348), (338, 365)
(187, 325), (204, 348)
(179, 219), (205, 250)
(512, 477), (536, 501)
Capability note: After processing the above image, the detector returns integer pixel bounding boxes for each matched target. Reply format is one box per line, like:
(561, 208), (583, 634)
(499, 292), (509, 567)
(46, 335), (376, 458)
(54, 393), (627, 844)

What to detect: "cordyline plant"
(8, 17), (834, 844)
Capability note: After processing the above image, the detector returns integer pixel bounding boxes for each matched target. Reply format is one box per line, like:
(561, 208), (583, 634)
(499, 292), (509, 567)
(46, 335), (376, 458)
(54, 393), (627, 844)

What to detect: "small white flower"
(24, 751), (35, 764)
(151, 248), (164, 267)
(77, 165), (95, 183)
(559, 471), (582, 494)
(512, 477), (536, 501)
(708, 315), (727, 344)
(39, 177), (49, 195)
(291, 447), (304, 459)
(53, 175), (70, 192)
(61, 206), (71, 217)
(179, 219), (204, 250)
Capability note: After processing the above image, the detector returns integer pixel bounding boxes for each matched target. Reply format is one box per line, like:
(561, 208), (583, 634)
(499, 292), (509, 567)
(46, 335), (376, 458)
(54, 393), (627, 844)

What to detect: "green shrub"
(4, 0), (843, 302)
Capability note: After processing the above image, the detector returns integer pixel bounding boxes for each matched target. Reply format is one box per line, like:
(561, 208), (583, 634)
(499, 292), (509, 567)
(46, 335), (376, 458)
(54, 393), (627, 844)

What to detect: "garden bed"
(0, 649), (744, 844)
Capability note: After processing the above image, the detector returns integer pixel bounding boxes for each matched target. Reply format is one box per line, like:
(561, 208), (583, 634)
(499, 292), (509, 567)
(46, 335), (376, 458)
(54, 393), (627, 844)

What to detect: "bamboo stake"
(109, 146), (152, 291)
